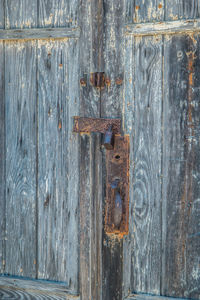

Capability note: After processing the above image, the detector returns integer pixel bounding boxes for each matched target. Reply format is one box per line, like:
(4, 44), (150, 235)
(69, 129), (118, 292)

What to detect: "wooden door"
(0, 1), (200, 300)
(0, 1), (81, 299)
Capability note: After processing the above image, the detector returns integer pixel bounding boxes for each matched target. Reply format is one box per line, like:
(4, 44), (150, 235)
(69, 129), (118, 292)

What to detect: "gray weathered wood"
(125, 0), (164, 24)
(0, 277), (79, 299)
(0, 27), (80, 40)
(123, 34), (134, 299)
(0, 1), (4, 29)
(125, 293), (187, 300)
(162, 34), (200, 299)
(4, 0), (37, 279)
(5, 0), (37, 29)
(101, 1), (125, 300)
(124, 35), (163, 295)
(5, 40), (37, 277)
(125, 18), (200, 36)
(38, 0), (78, 28)
(165, 0), (200, 21)
(78, 1), (103, 299)
(0, 40), (5, 274)
(37, 38), (79, 289)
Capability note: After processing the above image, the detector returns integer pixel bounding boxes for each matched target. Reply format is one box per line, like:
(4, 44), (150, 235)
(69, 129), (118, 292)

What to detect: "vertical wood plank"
(78, 0), (103, 299)
(0, 1), (4, 29)
(165, 0), (200, 21)
(0, 42), (5, 273)
(101, 1), (125, 300)
(37, 38), (79, 290)
(5, 0), (37, 29)
(5, 40), (37, 277)
(4, 0), (37, 278)
(123, 34), (135, 299)
(0, 0), (5, 274)
(38, 0), (78, 28)
(162, 34), (200, 299)
(125, 35), (163, 295)
(125, 0), (164, 24)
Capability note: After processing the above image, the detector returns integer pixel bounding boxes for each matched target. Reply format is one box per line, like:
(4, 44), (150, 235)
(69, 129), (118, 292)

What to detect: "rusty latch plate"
(73, 117), (121, 134)
(105, 135), (129, 236)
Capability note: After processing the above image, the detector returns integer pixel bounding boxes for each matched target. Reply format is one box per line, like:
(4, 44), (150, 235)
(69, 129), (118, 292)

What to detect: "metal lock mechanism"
(73, 117), (129, 236)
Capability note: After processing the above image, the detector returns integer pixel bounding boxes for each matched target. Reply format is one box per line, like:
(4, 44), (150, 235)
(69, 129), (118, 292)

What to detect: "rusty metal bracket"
(73, 116), (129, 236)
(73, 116), (121, 134)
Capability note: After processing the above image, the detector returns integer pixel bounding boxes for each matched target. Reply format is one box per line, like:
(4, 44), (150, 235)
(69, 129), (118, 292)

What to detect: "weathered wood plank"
(0, 1), (4, 29)
(5, 40), (37, 277)
(101, 0), (125, 118)
(126, 35), (162, 295)
(37, 38), (79, 289)
(125, 293), (186, 300)
(0, 277), (80, 299)
(125, 18), (200, 36)
(0, 27), (80, 40)
(101, 1), (125, 300)
(165, 0), (200, 21)
(162, 34), (200, 299)
(0, 0), (5, 273)
(78, 0), (102, 299)
(123, 34), (135, 299)
(4, 0), (38, 279)
(38, 0), (78, 28)
(0, 40), (5, 274)
(5, 0), (37, 29)
(125, 0), (164, 24)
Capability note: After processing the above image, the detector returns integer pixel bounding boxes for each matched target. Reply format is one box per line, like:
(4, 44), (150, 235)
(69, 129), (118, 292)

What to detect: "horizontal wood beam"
(125, 294), (186, 300)
(0, 27), (80, 40)
(125, 18), (200, 36)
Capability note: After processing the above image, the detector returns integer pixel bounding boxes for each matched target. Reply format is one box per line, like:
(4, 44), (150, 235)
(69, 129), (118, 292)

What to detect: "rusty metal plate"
(73, 117), (121, 134)
(105, 135), (129, 237)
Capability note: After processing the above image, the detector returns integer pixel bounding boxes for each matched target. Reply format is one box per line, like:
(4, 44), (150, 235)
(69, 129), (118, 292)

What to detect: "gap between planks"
(125, 18), (200, 36)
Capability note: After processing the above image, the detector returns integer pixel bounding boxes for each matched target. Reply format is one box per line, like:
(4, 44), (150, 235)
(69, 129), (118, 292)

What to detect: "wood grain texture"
(0, 27), (80, 40)
(4, 0), (37, 279)
(125, 35), (162, 295)
(162, 34), (200, 299)
(125, 0), (164, 24)
(123, 34), (134, 299)
(38, 0), (78, 28)
(165, 0), (200, 21)
(125, 293), (186, 300)
(125, 18), (200, 36)
(5, 40), (37, 277)
(37, 38), (79, 289)
(101, 0), (125, 118)
(5, 0), (37, 29)
(0, 277), (80, 299)
(0, 40), (5, 274)
(101, 1), (125, 300)
(78, 1), (102, 299)
(0, 1), (4, 29)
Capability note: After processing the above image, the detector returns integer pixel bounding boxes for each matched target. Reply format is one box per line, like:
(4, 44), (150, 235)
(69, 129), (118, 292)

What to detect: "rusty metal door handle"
(73, 116), (129, 236)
